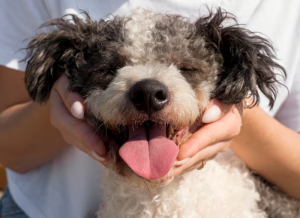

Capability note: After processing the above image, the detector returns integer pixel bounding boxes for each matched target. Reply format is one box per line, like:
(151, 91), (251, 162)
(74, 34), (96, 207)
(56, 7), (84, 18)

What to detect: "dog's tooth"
(167, 125), (174, 139)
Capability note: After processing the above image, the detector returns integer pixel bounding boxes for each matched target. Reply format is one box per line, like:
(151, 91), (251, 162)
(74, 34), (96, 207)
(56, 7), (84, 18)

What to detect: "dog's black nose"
(130, 79), (169, 116)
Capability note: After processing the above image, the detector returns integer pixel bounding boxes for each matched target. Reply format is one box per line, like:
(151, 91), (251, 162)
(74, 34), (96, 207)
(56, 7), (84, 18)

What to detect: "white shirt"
(0, 0), (299, 218)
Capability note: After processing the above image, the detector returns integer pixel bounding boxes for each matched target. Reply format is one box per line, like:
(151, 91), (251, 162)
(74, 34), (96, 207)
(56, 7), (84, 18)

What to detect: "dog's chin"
(100, 119), (201, 187)
(145, 174), (175, 187)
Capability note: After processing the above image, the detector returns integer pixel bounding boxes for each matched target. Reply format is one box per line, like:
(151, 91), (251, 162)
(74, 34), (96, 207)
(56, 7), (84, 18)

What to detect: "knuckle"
(205, 126), (218, 144)
(208, 154), (218, 160)
(84, 135), (95, 148)
(219, 145), (229, 152)
(233, 125), (241, 136)
(61, 89), (70, 105)
(50, 114), (59, 128)
(62, 135), (73, 145)
(70, 121), (89, 144)
(76, 143), (88, 153)
(55, 77), (70, 102)
(70, 120), (81, 136)
(227, 122), (241, 138)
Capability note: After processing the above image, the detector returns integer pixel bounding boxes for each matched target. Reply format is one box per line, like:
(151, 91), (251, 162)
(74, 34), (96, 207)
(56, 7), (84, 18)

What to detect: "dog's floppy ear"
(195, 8), (286, 108)
(24, 12), (123, 103)
(24, 14), (86, 103)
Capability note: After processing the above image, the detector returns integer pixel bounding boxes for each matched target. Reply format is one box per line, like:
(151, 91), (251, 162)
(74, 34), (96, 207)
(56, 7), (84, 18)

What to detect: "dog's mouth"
(94, 119), (191, 181)
(119, 121), (181, 180)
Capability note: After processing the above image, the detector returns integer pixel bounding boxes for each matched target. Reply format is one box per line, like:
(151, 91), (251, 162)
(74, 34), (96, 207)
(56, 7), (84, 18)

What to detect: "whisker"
(93, 122), (105, 137)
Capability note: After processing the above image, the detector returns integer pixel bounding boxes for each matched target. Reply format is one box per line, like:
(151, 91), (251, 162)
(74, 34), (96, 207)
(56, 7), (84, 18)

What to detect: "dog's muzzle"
(117, 79), (180, 180)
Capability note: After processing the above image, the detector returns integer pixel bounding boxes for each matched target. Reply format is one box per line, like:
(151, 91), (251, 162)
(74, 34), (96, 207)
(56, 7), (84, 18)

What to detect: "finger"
(62, 133), (89, 152)
(50, 89), (106, 157)
(59, 133), (74, 146)
(176, 160), (205, 175)
(205, 154), (218, 161)
(62, 134), (109, 165)
(71, 118), (106, 157)
(173, 141), (230, 176)
(53, 75), (85, 119)
(84, 145), (109, 165)
(177, 107), (241, 160)
(176, 153), (218, 175)
(202, 99), (234, 123)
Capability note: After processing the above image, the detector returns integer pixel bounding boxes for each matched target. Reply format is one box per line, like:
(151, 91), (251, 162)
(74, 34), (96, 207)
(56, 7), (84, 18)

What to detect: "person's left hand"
(172, 99), (243, 176)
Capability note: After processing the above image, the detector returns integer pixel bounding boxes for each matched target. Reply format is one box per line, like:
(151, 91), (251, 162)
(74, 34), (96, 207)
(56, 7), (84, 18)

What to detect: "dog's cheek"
(85, 89), (121, 127)
(195, 81), (216, 112)
(165, 82), (212, 128)
(84, 83), (138, 128)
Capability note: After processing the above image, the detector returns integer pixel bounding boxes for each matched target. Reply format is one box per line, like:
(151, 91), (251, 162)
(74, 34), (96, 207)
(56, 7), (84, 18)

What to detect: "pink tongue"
(119, 124), (179, 180)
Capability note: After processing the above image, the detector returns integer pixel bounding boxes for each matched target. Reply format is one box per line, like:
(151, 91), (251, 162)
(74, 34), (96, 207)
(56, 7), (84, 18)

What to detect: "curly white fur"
(98, 150), (268, 218)
(98, 150), (300, 217)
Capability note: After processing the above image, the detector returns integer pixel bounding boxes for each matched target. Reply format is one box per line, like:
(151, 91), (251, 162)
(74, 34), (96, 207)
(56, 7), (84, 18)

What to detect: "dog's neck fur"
(98, 151), (267, 218)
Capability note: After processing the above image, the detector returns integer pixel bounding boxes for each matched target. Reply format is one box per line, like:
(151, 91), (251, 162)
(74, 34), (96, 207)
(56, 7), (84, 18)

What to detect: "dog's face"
(24, 8), (284, 185)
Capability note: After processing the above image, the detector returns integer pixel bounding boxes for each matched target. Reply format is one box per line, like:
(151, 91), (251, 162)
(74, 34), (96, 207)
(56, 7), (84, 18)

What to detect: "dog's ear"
(24, 12), (123, 103)
(195, 8), (286, 108)
(24, 14), (84, 103)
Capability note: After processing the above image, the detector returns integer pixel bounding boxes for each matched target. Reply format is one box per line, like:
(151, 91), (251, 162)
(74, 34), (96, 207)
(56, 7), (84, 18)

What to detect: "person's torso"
(6, 1), (300, 218)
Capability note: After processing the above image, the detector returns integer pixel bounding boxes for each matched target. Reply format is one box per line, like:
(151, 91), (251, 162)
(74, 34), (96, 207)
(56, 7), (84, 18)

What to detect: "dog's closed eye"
(179, 67), (197, 72)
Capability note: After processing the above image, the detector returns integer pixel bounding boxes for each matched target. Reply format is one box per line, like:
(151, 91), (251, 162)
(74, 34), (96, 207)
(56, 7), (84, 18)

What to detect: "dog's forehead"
(118, 9), (204, 65)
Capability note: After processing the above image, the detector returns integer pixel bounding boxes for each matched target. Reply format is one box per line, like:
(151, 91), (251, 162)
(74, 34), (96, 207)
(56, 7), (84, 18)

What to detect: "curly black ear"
(24, 12), (124, 103)
(195, 8), (286, 108)
(24, 15), (83, 103)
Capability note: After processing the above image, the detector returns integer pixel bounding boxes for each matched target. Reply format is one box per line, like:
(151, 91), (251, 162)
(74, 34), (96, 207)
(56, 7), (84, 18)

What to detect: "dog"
(24, 8), (300, 218)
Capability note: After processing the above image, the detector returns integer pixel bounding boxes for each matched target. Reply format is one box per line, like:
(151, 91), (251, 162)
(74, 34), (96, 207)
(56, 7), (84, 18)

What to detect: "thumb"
(202, 99), (243, 124)
(53, 75), (86, 120)
(202, 99), (225, 123)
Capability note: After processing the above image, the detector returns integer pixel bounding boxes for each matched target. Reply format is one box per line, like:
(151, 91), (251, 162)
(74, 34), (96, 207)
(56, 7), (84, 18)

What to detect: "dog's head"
(24, 8), (284, 184)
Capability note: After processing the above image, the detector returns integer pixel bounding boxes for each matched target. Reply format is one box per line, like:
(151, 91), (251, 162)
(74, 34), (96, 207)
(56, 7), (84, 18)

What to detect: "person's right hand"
(49, 74), (107, 163)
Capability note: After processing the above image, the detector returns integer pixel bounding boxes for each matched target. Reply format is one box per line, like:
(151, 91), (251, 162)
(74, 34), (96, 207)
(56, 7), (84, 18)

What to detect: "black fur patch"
(194, 8), (286, 108)
(24, 12), (126, 103)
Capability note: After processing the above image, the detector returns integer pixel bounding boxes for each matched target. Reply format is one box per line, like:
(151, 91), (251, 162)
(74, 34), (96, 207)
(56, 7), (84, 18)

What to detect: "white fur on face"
(121, 8), (195, 65)
(121, 8), (157, 64)
(85, 63), (205, 128)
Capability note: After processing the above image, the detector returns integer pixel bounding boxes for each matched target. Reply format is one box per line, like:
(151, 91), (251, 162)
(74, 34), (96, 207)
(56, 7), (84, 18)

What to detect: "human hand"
(172, 99), (243, 176)
(49, 74), (107, 163)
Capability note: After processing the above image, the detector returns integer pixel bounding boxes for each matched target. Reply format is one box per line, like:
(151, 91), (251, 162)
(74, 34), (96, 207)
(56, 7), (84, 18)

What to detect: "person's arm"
(0, 65), (68, 173)
(231, 105), (300, 200)
(0, 66), (107, 173)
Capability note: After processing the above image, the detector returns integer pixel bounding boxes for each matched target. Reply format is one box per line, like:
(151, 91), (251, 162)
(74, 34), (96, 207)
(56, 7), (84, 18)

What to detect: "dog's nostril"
(155, 90), (167, 102)
(130, 90), (144, 105)
(130, 79), (169, 116)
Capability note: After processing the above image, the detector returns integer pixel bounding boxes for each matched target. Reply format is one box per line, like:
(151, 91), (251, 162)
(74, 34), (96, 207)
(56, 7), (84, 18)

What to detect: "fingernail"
(71, 101), (84, 119)
(91, 150), (105, 162)
(202, 105), (221, 123)
(175, 158), (190, 166)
